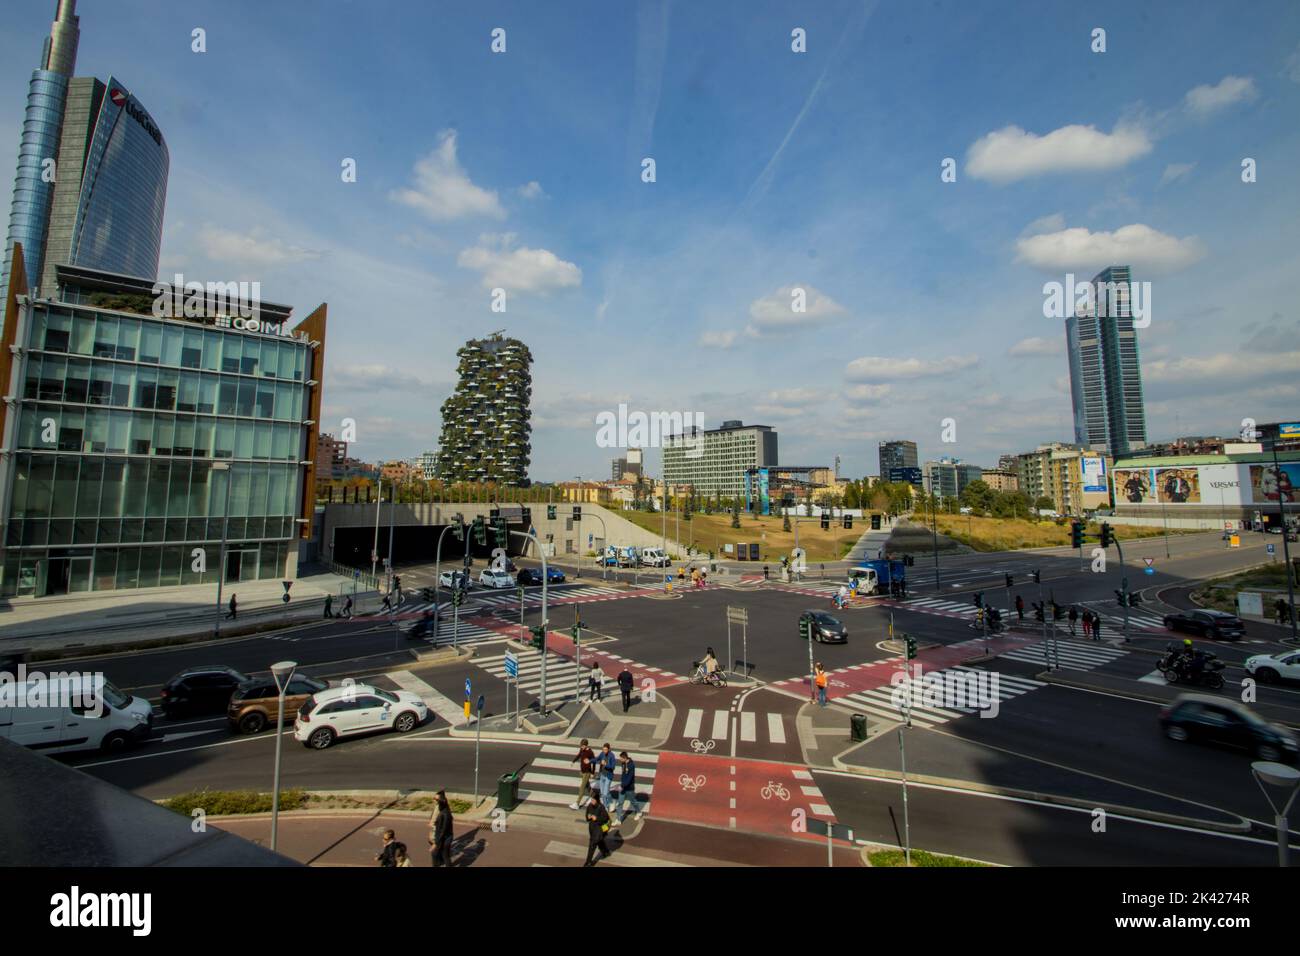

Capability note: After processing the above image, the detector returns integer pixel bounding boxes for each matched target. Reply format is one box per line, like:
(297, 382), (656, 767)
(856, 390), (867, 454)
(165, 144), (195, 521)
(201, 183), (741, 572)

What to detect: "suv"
(1159, 694), (1297, 762)
(1162, 609), (1246, 641)
(228, 673), (329, 734)
(160, 665), (249, 719)
(293, 684), (428, 749)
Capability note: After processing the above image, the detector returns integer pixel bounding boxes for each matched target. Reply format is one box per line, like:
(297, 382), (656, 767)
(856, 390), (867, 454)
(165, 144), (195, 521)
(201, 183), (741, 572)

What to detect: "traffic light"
(393, 575), (401, 591)
(843, 514), (853, 529)
(904, 634), (917, 660)
(1033, 602), (1045, 622)
(973, 591), (983, 608)
(1005, 573), (1014, 588)
(1129, 592), (1142, 607)
(521, 507), (531, 526)
(820, 512), (830, 530)
(547, 504), (557, 520)
(492, 517), (507, 548)
(799, 615), (811, 641)
(572, 506), (581, 521)
(1115, 589), (1126, 607)
(452, 589), (463, 607)
(1099, 522), (1113, 549)
(1031, 569), (1041, 584)
(450, 514), (465, 541)
(489, 507), (500, 521)
(529, 625), (546, 650)
(472, 516), (487, 546)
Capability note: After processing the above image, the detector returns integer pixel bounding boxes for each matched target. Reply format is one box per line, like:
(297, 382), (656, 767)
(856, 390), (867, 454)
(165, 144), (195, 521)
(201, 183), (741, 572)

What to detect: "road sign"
(464, 677), (472, 698)
(1268, 543), (1276, 555)
(504, 651), (518, 678)
(726, 606), (749, 625)
(1143, 557), (1153, 567)
(588, 533), (593, 547)
(476, 694), (485, 713)
(353, 570), (360, 580)
(371, 550), (378, 563)
(1230, 534), (1240, 548)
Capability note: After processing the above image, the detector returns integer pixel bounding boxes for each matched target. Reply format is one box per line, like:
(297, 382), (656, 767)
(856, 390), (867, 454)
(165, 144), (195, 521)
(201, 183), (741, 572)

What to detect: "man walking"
(584, 793), (612, 866)
(569, 739), (595, 810)
(1277, 597), (1290, 625)
(612, 752), (639, 825)
(1015, 595), (1024, 621)
(763, 564), (770, 581)
(342, 595), (353, 619)
(323, 593), (333, 619)
(617, 666), (634, 713)
(381, 591), (394, 613)
(1090, 610), (1103, 642)
(595, 742), (617, 810)
(375, 828), (401, 867)
(429, 790), (454, 867)
(227, 594), (237, 620)
(588, 662), (604, 701)
(1068, 605), (1078, 636)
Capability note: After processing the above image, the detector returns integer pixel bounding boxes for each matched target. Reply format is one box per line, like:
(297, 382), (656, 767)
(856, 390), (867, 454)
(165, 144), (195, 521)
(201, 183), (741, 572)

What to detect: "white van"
(0, 673), (153, 755)
(639, 547), (670, 567)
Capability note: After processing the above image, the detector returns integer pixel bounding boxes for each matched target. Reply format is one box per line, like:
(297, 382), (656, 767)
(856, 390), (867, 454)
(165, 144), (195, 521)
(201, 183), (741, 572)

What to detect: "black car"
(159, 665), (249, 718)
(1162, 609), (1246, 641)
(799, 610), (848, 644)
(517, 566), (566, 586)
(1159, 694), (1298, 763)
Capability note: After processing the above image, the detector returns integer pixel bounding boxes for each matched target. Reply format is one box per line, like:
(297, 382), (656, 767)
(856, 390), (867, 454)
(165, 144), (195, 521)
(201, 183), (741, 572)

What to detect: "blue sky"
(3, 0), (1299, 480)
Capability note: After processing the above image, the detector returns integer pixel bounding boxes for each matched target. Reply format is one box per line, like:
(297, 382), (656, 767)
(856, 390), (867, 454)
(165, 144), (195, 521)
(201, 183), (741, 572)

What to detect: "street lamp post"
(212, 462), (233, 639)
(371, 479), (383, 579)
(1251, 761), (1300, 867)
(269, 659), (297, 852)
(1265, 439), (1298, 641)
(511, 528), (548, 712)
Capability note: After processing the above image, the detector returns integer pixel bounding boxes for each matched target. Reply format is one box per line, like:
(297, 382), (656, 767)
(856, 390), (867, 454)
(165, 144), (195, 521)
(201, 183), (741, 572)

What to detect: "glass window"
(70, 315), (94, 355)
(214, 420), (234, 458)
(63, 359), (89, 404)
(58, 407), (84, 451)
(277, 343), (295, 380)
(218, 381), (238, 415)
(161, 324), (183, 367)
(236, 380), (255, 417)
(88, 361), (113, 405)
(137, 546), (161, 589)
(43, 310), (70, 352)
(253, 421), (272, 459)
(271, 423), (296, 460)
(181, 329), (203, 369)
(93, 316), (119, 358)
(26, 456), (55, 519)
(240, 347), (259, 376)
(107, 411), (129, 454)
(152, 415), (174, 456)
(115, 547), (140, 589)
(192, 418), (213, 458)
(255, 383), (274, 418)
(156, 370), (178, 410)
(100, 460), (126, 517)
(221, 336), (241, 374)
(229, 465), (251, 518)
(261, 341), (278, 378)
(85, 407), (109, 453)
(146, 462), (171, 517)
(197, 374), (217, 414)
(191, 463), (212, 516)
(120, 517), (142, 544)
(38, 355), (65, 401)
(135, 367), (158, 409)
(248, 463), (269, 515)
(76, 458), (103, 517)
(173, 417), (195, 458)
(111, 365), (132, 406)
(234, 421), (254, 459)
(201, 331), (220, 371)
(52, 456), (79, 517)
(23, 353), (42, 400)
(268, 465), (289, 517)
(139, 322), (162, 363)
(94, 550), (118, 591)
(116, 317), (139, 361)
(177, 372), (199, 413)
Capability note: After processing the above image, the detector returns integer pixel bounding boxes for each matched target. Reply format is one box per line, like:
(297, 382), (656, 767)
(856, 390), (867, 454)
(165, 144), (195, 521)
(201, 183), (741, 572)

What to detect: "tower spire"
(45, 0), (80, 76)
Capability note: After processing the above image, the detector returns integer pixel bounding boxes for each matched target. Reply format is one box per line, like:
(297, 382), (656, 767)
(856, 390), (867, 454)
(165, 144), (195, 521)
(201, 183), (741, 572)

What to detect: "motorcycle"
(1157, 643), (1225, 689)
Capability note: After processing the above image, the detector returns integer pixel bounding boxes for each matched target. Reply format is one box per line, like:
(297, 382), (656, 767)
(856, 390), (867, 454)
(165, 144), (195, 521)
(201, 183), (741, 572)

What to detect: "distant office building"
(2, 2), (169, 307)
(0, 258), (326, 597)
(664, 420), (777, 498)
(416, 450), (438, 480)
(611, 447), (643, 482)
(996, 454), (1019, 473)
(878, 440), (918, 480)
(923, 458), (982, 499)
(317, 433), (347, 480)
(980, 469), (1019, 493)
(435, 333), (532, 485)
(1065, 265), (1148, 458)
(1016, 443), (1110, 515)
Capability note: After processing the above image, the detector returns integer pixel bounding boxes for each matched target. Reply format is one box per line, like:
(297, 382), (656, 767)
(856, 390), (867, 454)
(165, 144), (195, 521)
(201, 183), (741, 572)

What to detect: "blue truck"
(846, 559), (906, 596)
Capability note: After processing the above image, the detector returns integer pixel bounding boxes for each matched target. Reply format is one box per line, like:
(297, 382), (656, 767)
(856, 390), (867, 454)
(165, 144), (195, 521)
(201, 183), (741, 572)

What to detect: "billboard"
(1081, 456), (1107, 493)
(1278, 423), (1300, 440)
(1113, 468), (1154, 504)
(1249, 462), (1300, 504)
(1154, 466), (1201, 503)
(889, 467), (923, 487)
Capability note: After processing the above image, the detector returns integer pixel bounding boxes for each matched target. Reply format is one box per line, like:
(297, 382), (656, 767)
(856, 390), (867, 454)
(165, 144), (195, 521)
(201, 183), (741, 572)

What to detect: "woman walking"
(429, 790), (454, 867)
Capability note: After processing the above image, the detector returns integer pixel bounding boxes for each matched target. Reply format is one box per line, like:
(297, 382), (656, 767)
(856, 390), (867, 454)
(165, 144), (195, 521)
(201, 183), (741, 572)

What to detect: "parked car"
(1159, 694), (1297, 763)
(639, 547), (671, 568)
(228, 673), (329, 734)
(1162, 609), (1246, 641)
(0, 674), (152, 754)
(479, 568), (514, 588)
(159, 665), (249, 718)
(798, 610), (848, 644)
(1244, 650), (1300, 684)
(438, 569), (471, 589)
(517, 566), (566, 586)
(293, 684), (428, 749)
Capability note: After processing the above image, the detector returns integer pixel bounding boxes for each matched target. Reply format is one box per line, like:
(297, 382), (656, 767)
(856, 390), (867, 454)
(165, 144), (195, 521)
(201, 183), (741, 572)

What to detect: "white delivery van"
(639, 547), (670, 567)
(0, 673), (153, 755)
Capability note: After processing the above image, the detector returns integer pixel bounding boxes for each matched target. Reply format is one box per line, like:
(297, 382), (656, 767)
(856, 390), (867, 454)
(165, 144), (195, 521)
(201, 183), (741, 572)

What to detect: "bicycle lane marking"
(659, 683), (743, 756)
(651, 751), (838, 841)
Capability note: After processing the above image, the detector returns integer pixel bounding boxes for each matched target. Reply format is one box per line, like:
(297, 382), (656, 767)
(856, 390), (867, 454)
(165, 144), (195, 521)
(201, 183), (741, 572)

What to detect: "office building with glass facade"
(0, 256), (327, 597)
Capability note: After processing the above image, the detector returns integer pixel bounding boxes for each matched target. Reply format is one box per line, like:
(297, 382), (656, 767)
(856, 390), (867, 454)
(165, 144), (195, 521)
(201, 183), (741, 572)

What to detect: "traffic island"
(448, 699), (584, 740)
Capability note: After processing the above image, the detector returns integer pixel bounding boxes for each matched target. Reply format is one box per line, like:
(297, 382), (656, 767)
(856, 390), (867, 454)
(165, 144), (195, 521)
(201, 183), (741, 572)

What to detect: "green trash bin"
(850, 714), (868, 742)
(497, 771), (520, 811)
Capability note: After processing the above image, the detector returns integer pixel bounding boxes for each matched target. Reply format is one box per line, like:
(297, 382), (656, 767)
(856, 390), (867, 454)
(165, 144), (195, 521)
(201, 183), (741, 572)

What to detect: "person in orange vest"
(814, 662), (829, 707)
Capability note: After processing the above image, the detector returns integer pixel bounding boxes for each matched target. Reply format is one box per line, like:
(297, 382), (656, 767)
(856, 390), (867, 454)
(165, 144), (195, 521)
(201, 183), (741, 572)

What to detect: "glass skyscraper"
(1065, 265), (1148, 458)
(0, 262), (328, 598)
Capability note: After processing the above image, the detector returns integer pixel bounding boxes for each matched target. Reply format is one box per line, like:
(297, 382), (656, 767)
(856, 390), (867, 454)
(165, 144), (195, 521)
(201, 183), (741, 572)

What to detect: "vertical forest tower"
(435, 333), (533, 484)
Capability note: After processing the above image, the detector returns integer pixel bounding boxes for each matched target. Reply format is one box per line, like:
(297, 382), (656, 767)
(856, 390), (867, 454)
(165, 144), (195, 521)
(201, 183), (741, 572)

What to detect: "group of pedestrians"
(322, 593), (354, 619)
(586, 663), (637, 712)
(374, 789), (455, 868)
(1080, 608), (1103, 641)
(568, 739), (640, 864)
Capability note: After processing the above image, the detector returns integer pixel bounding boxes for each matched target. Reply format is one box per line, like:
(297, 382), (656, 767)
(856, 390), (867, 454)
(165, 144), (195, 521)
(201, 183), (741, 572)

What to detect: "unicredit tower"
(0, 0), (170, 305)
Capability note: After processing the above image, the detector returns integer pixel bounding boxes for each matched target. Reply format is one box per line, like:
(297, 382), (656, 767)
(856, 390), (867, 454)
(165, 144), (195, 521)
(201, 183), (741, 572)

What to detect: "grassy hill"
(614, 509), (861, 563)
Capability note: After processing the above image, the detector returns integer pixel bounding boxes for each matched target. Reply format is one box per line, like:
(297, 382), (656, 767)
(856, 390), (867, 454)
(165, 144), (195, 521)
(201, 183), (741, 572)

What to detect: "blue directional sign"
(464, 677), (472, 698)
(1144, 566), (1155, 575)
(1267, 543), (1276, 555)
(504, 651), (518, 679)
(588, 533), (593, 547)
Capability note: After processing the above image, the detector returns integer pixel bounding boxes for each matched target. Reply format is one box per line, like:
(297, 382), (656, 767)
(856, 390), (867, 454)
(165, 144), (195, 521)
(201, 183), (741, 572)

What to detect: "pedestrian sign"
(1267, 543), (1276, 555)
(504, 651), (518, 679)
(464, 677), (472, 698)
(353, 570), (360, 580)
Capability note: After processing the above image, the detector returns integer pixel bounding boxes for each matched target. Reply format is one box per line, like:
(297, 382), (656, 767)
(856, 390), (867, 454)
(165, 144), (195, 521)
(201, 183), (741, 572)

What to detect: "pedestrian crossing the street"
(999, 640), (1128, 671)
(836, 665), (1045, 729)
(897, 597), (1166, 641)
(476, 647), (598, 701)
(679, 708), (790, 750)
(517, 743), (658, 815)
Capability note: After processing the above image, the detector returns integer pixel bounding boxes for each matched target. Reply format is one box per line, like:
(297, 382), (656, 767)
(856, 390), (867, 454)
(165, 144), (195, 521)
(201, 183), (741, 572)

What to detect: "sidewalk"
(0, 569), (376, 652)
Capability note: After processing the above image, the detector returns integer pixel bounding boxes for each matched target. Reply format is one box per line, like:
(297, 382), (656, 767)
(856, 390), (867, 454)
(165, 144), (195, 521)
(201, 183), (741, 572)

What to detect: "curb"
(825, 760), (1250, 834)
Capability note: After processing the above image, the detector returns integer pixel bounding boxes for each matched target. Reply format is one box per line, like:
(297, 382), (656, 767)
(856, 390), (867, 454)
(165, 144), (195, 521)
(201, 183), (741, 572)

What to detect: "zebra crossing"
(999, 640), (1128, 671)
(836, 665), (1046, 729)
(476, 646), (603, 700)
(467, 584), (630, 610)
(680, 707), (791, 749)
(518, 742), (658, 814)
(899, 597), (1166, 641)
(397, 616), (509, 648)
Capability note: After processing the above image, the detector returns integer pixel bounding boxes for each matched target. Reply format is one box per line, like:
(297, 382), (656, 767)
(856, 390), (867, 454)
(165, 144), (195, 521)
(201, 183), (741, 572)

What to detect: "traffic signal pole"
(512, 529), (549, 713)
(1111, 528), (1131, 643)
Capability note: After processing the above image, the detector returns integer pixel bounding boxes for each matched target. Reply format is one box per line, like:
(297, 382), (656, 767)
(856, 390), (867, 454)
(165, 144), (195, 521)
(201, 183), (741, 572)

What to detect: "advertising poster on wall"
(1113, 468), (1154, 503)
(1250, 462), (1300, 503)
(1154, 467), (1201, 503)
(1081, 457), (1107, 493)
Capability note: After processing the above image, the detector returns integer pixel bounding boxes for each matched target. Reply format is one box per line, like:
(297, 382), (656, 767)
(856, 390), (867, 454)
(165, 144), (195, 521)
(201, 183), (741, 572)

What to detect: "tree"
(783, 512), (792, 533)
(730, 501), (741, 529)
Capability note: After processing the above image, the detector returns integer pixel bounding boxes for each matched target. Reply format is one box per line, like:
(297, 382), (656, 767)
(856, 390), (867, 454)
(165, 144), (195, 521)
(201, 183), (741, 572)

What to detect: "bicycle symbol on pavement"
(760, 780), (791, 801)
(830, 679), (849, 688)
(678, 773), (707, 793)
(690, 738), (715, 754)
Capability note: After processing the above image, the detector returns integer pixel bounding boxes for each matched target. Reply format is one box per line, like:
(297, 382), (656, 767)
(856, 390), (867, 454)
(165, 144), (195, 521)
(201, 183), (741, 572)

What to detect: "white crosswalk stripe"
(384, 669), (467, 726)
(837, 665), (1046, 729)
(402, 619), (508, 647)
(1000, 641), (1128, 671)
(476, 648), (592, 700)
(469, 585), (627, 609)
(519, 743), (658, 816)
(680, 708), (791, 746)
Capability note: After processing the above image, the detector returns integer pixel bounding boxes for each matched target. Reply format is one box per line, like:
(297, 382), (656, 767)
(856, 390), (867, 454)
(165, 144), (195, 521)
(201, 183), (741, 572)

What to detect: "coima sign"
(109, 87), (163, 147)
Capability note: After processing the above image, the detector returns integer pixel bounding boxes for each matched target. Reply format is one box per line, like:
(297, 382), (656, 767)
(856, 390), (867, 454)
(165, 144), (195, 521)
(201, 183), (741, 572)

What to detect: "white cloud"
(197, 226), (321, 267)
(1184, 75), (1257, 116)
(517, 181), (546, 200)
(845, 384), (892, 400)
(1021, 213), (1065, 237)
(698, 329), (737, 348)
(1158, 162), (1196, 186)
(765, 387), (822, 406)
(1009, 336), (1059, 357)
(390, 130), (505, 221)
(745, 284), (846, 336)
(457, 233), (582, 293)
(1014, 223), (1206, 275)
(966, 123), (1152, 183)
(844, 355), (978, 382)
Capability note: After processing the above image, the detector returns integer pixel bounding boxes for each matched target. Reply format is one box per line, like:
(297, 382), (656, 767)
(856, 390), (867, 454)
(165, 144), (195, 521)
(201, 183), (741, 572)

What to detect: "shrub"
(161, 788), (307, 816)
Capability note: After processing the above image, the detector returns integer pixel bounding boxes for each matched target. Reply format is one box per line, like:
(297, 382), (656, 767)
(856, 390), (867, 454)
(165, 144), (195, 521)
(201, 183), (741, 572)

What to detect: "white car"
(1245, 651), (1300, 684)
(293, 684), (428, 749)
(479, 568), (513, 588)
(439, 570), (471, 589)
